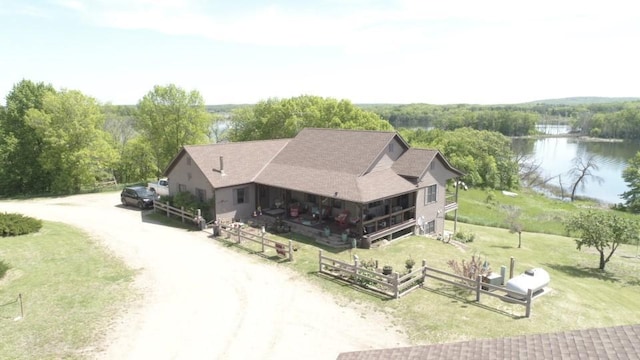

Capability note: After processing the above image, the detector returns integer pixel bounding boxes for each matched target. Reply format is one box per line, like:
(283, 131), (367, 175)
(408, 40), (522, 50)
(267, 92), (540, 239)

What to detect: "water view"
(512, 125), (640, 204)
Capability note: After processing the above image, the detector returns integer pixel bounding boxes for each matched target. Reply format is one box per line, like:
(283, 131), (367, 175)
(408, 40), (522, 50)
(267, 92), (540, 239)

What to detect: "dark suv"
(121, 186), (156, 209)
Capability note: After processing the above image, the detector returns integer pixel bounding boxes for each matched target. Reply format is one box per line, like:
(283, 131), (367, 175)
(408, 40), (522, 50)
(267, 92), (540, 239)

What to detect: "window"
(425, 220), (435, 234)
(196, 188), (206, 202)
(178, 184), (187, 192)
(425, 184), (437, 204)
(234, 187), (247, 204)
(368, 200), (382, 208)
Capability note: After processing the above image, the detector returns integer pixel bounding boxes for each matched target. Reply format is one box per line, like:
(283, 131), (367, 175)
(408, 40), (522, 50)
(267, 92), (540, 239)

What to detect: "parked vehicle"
(147, 178), (169, 196)
(121, 186), (156, 209)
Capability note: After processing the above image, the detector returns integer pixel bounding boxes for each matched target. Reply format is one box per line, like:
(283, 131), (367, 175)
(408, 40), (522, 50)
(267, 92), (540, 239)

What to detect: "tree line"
(0, 81), (523, 196)
(361, 101), (640, 140)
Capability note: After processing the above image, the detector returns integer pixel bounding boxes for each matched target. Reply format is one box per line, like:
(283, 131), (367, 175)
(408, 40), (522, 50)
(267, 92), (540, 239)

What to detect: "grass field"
(0, 222), (135, 359)
(146, 190), (640, 345)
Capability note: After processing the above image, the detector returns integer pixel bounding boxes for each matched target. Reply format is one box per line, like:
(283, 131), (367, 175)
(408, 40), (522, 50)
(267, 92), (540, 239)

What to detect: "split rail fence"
(220, 225), (294, 261)
(153, 201), (201, 225)
(318, 250), (534, 317)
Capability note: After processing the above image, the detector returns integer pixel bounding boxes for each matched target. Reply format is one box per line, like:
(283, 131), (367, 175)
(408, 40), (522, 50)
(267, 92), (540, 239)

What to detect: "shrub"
(454, 230), (476, 243)
(447, 254), (491, 281)
(163, 192), (213, 221)
(0, 259), (9, 279)
(0, 213), (43, 237)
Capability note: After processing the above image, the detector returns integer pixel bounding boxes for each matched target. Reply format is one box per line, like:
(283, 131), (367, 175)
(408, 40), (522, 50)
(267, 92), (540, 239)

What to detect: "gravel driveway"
(0, 192), (408, 359)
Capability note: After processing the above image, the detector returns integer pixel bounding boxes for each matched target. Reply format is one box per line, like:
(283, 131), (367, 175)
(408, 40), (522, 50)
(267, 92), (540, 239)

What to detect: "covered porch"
(254, 184), (421, 248)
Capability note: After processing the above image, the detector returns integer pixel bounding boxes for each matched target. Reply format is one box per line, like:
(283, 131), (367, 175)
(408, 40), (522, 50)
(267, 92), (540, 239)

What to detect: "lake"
(511, 125), (640, 204)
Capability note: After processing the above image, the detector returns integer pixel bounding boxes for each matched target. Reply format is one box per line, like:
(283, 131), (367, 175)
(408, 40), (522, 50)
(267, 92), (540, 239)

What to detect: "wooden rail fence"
(220, 226), (294, 261)
(318, 250), (425, 299)
(318, 250), (534, 317)
(153, 201), (201, 225)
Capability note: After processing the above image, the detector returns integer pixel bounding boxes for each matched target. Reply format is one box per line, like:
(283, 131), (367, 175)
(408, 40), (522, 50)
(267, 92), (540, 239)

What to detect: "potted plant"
(382, 265), (393, 275)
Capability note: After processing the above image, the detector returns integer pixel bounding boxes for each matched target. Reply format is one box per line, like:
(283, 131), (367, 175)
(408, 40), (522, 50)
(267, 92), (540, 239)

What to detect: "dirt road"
(0, 192), (408, 359)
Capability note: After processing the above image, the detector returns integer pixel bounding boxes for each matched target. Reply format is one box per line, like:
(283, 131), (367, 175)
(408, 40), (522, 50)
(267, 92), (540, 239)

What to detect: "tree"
(504, 205), (524, 248)
(565, 211), (639, 270)
(228, 95), (393, 141)
(400, 127), (519, 190)
(620, 151), (640, 212)
(25, 90), (118, 193)
(0, 80), (56, 194)
(567, 155), (603, 201)
(136, 84), (210, 176)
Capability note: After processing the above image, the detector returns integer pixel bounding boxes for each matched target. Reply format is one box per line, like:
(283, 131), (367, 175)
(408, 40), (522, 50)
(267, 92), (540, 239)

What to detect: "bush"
(0, 213), (43, 237)
(0, 259), (9, 279)
(454, 230), (476, 243)
(162, 192), (213, 221)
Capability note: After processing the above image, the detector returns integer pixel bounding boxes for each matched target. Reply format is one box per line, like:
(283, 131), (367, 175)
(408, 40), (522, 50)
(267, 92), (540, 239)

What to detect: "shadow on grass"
(543, 263), (620, 283)
(421, 285), (527, 319)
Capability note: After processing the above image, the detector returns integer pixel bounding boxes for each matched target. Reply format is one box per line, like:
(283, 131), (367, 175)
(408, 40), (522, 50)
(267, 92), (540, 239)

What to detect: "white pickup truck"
(148, 178), (169, 196)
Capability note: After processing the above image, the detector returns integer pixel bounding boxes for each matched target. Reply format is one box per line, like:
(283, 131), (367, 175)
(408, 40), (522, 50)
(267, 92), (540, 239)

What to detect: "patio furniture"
(335, 210), (350, 228)
(290, 204), (300, 218)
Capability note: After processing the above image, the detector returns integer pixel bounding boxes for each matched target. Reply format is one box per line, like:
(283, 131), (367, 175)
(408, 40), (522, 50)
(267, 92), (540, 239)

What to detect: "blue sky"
(2, 0), (639, 105)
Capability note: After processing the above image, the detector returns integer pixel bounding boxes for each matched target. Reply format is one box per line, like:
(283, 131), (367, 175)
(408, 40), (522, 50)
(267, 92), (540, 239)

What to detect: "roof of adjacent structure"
(164, 128), (463, 202)
(336, 323), (640, 360)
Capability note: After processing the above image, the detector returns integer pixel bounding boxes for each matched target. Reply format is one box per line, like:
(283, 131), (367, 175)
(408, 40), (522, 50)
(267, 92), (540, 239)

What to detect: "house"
(163, 128), (464, 245)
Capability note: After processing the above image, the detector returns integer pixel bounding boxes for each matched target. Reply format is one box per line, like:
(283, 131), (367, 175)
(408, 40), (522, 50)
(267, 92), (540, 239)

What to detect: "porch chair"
(334, 210), (351, 228)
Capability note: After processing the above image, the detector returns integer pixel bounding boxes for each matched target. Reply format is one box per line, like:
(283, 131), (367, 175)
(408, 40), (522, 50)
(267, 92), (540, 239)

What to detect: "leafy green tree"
(400, 127), (519, 190)
(0, 80), (56, 194)
(136, 84), (210, 176)
(228, 95), (393, 141)
(25, 90), (118, 193)
(117, 136), (158, 183)
(621, 151), (640, 212)
(565, 210), (639, 270)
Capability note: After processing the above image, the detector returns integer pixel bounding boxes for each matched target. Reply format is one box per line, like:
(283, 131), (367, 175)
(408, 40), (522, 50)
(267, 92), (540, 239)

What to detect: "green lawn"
(0, 222), (135, 359)
(223, 217), (640, 344)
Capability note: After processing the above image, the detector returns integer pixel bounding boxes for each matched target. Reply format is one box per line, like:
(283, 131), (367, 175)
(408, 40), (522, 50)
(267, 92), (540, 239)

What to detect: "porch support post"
(453, 178), (460, 234)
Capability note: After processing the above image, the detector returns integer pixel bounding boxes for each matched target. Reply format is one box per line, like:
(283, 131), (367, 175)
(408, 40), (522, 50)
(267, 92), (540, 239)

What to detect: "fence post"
(421, 259), (427, 287)
(166, 202), (170, 217)
(319, 250), (323, 274)
(525, 288), (533, 318)
(476, 275), (482, 302)
(288, 240), (293, 261)
(510, 256), (515, 279)
(181, 206), (185, 223)
(354, 258), (359, 279)
(394, 272), (400, 299)
(261, 232), (265, 253)
(236, 226), (241, 244)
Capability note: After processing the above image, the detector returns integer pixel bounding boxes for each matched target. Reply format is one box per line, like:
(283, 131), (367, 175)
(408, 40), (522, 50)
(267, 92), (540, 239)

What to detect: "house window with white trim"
(425, 184), (437, 204)
(234, 187), (247, 204)
(178, 184), (187, 192)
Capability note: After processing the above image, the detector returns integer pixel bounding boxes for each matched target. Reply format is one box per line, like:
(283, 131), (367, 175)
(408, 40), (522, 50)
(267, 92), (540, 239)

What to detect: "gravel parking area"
(0, 192), (408, 359)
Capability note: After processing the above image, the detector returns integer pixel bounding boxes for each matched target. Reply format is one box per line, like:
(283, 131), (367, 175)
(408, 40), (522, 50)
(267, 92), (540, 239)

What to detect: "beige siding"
(369, 138), (406, 173)
(166, 154), (214, 200)
(415, 157), (457, 235)
(214, 184), (256, 222)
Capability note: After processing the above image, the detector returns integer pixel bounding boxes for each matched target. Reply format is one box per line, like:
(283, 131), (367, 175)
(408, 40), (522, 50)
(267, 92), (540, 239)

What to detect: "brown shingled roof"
(165, 139), (290, 188)
(268, 128), (404, 176)
(336, 324), (640, 360)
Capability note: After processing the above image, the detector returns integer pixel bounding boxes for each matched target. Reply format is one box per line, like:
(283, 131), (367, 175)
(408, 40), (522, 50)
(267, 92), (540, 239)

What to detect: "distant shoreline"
(512, 133), (624, 142)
